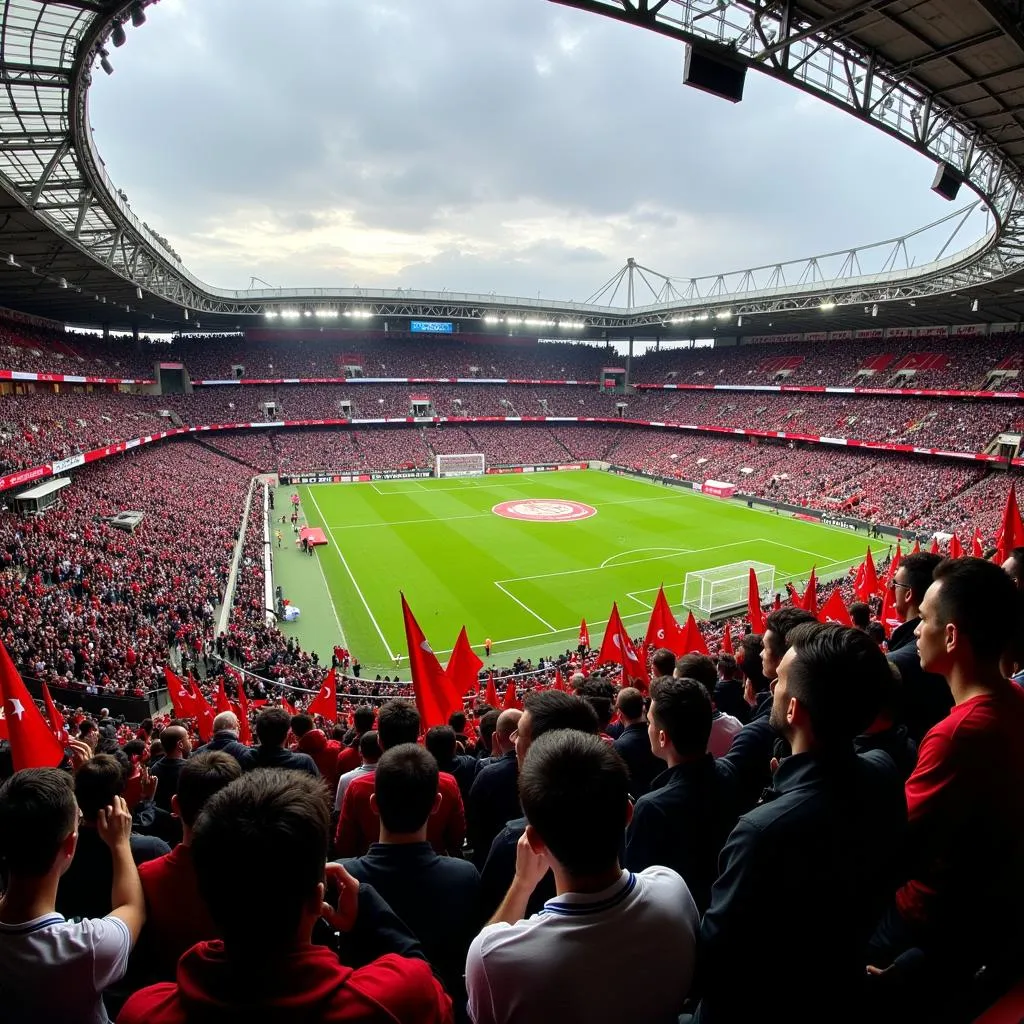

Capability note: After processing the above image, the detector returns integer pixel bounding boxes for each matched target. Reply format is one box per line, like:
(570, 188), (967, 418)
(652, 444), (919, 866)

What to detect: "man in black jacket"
(338, 743), (481, 1018)
(246, 708), (319, 777)
(195, 711), (252, 767)
(612, 686), (662, 799)
(624, 678), (739, 913)
(695, 623), (906, 1024)
(466, 708), (520, 868)
(886, 552), (953, 742)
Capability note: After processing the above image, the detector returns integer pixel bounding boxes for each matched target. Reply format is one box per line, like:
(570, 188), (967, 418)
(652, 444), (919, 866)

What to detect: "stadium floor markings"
(306, 488), (399, 660)
(326, 510), (495, 531)
(310, 541), (350, 650)
(492, 581), (558, 633)
(599, 547), (692, 569)
(626, 591), (655, 610)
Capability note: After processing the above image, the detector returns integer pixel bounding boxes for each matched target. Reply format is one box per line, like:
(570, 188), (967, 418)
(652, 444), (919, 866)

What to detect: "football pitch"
(273, 470), (872, 673)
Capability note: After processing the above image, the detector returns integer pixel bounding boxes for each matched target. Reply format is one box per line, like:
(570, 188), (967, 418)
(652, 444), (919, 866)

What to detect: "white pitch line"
(600, 546), (692, 569)
(493, 581), (558, 633)
(309, 536), (349, 650)
(306, 487), (398, 661)
(626, 591), (655, 610)
(328, 510), (493, 531)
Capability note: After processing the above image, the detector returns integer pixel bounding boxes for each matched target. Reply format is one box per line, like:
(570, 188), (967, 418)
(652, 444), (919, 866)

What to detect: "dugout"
(14, 477), (71, 514)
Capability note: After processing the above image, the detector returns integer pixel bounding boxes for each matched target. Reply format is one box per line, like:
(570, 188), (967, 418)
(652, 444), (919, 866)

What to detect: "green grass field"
(272, 470), (872, 672)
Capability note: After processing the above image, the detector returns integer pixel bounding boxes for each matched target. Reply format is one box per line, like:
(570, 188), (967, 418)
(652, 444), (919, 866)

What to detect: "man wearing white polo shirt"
(466, 729), (699, 1024)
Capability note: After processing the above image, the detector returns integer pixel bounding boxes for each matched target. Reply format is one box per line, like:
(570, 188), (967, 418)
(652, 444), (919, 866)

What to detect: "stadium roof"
(3, 0), (1024, 337)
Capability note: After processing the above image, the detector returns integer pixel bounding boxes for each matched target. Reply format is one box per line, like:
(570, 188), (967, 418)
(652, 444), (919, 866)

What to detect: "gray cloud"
(88, 0), (970, 300)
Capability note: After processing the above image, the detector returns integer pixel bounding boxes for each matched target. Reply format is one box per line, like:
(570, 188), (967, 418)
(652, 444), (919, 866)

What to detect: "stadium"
(0, 0), (1024, 1021)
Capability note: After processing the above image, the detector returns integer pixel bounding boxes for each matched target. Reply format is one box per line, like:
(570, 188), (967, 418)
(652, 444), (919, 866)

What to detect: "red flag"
(306, 668), (338, 724)
(949, 533), (963, 559)
(721, 622), (734, 655)
(853, 563), (866, 599)
(929, 536), (941, 555)
(446, 626), (484, 696)
(215, 678), (233, 715)
(188, 681), (215, 744)
(879, 582), (902, 637)
(772, 592), (782, 611)
(401, 594), (463, 730)
(645, 586), (683, 656)
(884, 542), (903, 594)
(280, 694), (297, 716)
(578, 619), (590, 649)
(235, 674), (252, 746)
(165, 665), (198, 719)
(554, 668), (567, 692)
(911, 539), (921, 555)
(819, 590), (853, 626)
(41, 682), (68, 744)
(995, 483), (1024, 565)
(801, 568), (818, 618)
(0, 641), (65, 771)
(679, 611), (709, 656)
(855, 547), (879, 602)
(597, 602), (649, 686)
(972, 528), (984, 558)
(747, 569), (766, 634)
(483, 672), (499, 707)
(502, 679), (519, 710)
(0, 703), (7, 740)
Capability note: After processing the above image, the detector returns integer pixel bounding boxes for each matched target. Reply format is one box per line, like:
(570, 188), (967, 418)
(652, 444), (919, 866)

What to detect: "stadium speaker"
(683, 45), (746, 104)
(931, 162), (962, 202)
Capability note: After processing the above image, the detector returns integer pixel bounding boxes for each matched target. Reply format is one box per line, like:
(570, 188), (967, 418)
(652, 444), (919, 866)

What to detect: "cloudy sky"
(87, 0), (982, 305)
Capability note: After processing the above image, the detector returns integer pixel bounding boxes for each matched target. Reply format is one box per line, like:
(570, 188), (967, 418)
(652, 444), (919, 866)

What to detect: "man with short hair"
(713, 650), (750, 724)
(612, 686), (662, 799)
(119, 771), (453, 1023)
(334, 730), (379, 813)
(849, 601), (872, 631)
(625, 677), (740, 914)
(150, 724), (191, 817)
(135, 751), (242, 979)
(246, 708), (319, 777)
(336, 700), (465, 857)
(761, 606), (818, 683)
(195, 711), (251, 767)
(578, 677), (616, 742)
(479, 692), (599, 918)
(339, 744), (481, 1014)
(57, 754), (169, 921)
(650, 647), (677, 679)
(425, 724), (479, 805)
(679, 652), (742, 757)
(697, 623), (906, 1024)
(0, 768), (145, 1024)
(466, 708), (520, 868)
(869, 558), (1024, 984)
(467, 731), (699, 1024)
(336, 704), (375, 778)
(886, 551), (952, 742)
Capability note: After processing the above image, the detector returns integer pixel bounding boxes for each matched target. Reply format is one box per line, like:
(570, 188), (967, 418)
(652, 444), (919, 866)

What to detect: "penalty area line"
(493, 581), (558, 633)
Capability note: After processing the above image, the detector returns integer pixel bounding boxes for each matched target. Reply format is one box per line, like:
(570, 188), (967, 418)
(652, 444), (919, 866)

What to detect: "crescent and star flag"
(401, 593), (463, 731)
(995, 483), (1024, 565)
(747, 569), (766, 635)
(165, 665), (198, 719)
(41, 682), (68, 744)
(679, 611), (709, 657)
(280, 694), (297, 716)
(186, 673), (215, 744)
(972, 528), (985, 558)
(578, 619), (590, 649)
(306, 667), (338, 724)
(818, 590), (853, 627)
(446, 626), (484, 696)
(0, 640), (65, 771)
(598, 602), (649, 687)
(854, 548), (879, 602)
(644, 586), (684, 656)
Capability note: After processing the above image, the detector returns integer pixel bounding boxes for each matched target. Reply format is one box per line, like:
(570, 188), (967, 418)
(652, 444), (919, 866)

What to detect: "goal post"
(435, 453), (486, 479)
(683, 561), (776, 617)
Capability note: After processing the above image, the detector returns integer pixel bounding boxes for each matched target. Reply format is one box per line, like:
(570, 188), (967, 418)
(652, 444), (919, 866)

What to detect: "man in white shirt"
(334, 729), (379, 813)
(677, 652), (743, 757)
(466, 730), (699, 1024)
(0, 767), (146, 1023)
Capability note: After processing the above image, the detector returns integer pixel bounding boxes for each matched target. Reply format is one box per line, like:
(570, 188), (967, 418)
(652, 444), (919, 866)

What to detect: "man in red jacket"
(291, 713), (343, 793)
(336, 700), (465, 858)
(118, 769), (452, 1024)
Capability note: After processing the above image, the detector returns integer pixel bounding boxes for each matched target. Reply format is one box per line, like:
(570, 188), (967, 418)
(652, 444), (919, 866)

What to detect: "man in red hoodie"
(291, 713), (343, 794)
(118, 769), (453, 1024)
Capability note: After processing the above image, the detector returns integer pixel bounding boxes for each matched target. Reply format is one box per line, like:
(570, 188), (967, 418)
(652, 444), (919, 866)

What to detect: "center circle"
(492, 498), (597, 522)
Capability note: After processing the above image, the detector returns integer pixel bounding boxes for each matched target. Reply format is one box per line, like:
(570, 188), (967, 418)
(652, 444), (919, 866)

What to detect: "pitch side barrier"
(607, 465), (919, 543)
(278, 463), (588, 485)
(1, 416), (1020, 495)
(19, 675), (164, 721)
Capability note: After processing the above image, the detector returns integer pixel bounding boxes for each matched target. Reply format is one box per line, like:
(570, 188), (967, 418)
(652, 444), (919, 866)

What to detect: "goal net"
(435, 453), (486, 479)
(683, 561), (776, 617)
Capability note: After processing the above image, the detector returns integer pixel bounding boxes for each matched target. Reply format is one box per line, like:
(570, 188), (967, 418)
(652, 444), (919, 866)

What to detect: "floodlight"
(819, 301), (835, 311)
(971, 299), (979, 312)
(130, 3), (146, 27)
(111, 22), (126, 47)
(871, 304), (878, 317)
(100, 56), (114, 75)
(737, 315), (742, 326)
(715, 309), (732, 320)
(135, 285), (142, 299)
(59, 277), (67, 289)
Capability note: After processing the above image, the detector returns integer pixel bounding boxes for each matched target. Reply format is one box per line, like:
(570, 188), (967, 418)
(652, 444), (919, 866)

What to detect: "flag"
(165, 665), (198, 719)
(819, 590), (853, 626)
(280, 694), (297, 716)
(884, 542), (903, 593)
(972, 528), (984, 559)
(644, 586), (683, 656)
(0, 641), (65, 771)
(801, 568), (818, 618)
(911, 539), (921, 555)
(306, 668), (338, 724)
(446, 626), (484, 696)
(401, 594), (463, 730)
(772, 592), (782, 611)
(235, 674), (252, 746)
(879, 582), (901, 637)
(578, 619), (590, 649)
(679, 611), (709, 656)
(853, 563), (866, 600)
(188, 680), (215, 744)
(721, 622), (734, 655)
(502, 679), (519, 710)
(554, 668), (567, 692)
(747, 569), (766, 634)
(597, 602), (649, 686)
(949, 533), (963, 559)
(785, 582), (800, 606)
(929, 536), (941, 555)
(483, 672), (499, 708)
(41, 683), (68, 744)
(855, 547), (879, 602)
(215, 678), (233, 715)
(995, 483), (1024, 565)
